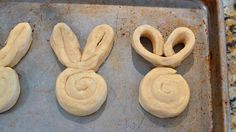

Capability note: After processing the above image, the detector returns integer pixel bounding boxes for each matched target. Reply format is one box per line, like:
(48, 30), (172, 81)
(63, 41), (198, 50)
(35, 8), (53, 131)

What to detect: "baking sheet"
(0, 0), (229, 131)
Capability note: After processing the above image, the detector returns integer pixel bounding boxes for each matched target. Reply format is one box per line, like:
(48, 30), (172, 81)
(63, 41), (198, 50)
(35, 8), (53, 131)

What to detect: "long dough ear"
(0, 23), (32, 67)
(81, 24), (115, 71)
(50, 23), (82, 68)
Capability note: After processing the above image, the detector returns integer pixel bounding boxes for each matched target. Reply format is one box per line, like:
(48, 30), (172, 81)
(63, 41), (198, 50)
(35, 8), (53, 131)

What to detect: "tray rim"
(216, 0), (231, 131)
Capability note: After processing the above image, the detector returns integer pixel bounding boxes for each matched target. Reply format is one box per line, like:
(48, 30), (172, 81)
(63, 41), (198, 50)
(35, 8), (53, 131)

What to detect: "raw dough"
(132, 25), (195, 68)
(0, 22), (32, 113)
(50, 23), (114, 116)
(132, 25), (194, 118)
(50, 23), (114, 71)
(139, 67), (190, 118)
(0, 23), (32, 67)
(56, 68), (107, 116)
(0, 67), (20, 113)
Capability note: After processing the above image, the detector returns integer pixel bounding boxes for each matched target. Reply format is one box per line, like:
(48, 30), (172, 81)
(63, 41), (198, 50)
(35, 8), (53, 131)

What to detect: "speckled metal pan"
(0, 0), (230, 131)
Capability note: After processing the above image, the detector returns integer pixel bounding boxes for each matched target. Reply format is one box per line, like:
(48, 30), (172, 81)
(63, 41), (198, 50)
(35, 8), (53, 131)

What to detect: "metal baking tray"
(0, 0), (230, 131)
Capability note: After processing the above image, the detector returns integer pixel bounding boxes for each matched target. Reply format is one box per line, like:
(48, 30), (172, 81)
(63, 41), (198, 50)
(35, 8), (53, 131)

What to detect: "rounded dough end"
(0, 67), (20, 113)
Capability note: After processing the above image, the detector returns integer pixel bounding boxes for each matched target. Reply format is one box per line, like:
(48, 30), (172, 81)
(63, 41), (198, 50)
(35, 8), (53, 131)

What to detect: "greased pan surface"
(0, 0), (229, 131)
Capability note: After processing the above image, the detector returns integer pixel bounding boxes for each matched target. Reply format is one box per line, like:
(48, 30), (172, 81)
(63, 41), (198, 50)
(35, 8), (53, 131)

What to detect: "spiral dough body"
(139, 67), (190, 118)
(56, 68), (107, 116)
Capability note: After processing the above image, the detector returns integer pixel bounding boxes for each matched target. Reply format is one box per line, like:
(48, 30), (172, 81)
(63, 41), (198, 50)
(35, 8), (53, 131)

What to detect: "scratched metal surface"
(0, 0), (228, 132)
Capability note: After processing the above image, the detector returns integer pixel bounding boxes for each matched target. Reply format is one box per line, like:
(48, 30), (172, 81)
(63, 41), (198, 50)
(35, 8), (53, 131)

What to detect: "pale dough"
(0, 67), (20, 113)
(139, 67), (190, 118)
(132, 25), (194, 118)
(50, 23), (114, 116)
(0, 22), (32, 113)
(132, 25), (195, 68)
(50, 23), (114, 71)
(0, 23), (32, 67)
(56, 68), (107, 116)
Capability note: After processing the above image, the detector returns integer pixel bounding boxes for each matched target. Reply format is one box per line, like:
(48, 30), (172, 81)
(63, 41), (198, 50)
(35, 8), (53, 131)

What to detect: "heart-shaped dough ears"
(0, 23), (32, 67)
(81, 24), (115, 71)
(50, 23), (115, 71)
(132, 25), (195, 68)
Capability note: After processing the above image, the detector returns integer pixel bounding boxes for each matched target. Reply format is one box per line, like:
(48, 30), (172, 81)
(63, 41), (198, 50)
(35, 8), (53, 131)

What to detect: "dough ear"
(50, 23), (82, 68)
(81, 24), (115, 70)
(0, 22), (32, 67)
(164, 27), (195, 57)
(132, 25), (164, 57)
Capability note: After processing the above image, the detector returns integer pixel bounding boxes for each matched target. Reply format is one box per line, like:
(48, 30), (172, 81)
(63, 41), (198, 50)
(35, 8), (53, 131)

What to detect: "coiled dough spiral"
(0, 23), (32, 113)
(132, 25), (195, 68)
(56, 68), (107, 116)
(139, 67), (190, 118)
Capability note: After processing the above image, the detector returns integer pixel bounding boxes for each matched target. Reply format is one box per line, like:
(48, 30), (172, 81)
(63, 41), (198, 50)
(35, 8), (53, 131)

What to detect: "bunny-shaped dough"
(0, 23), (32, 113)
(50, 23), (114, 116)
(132, 25), (195, 118)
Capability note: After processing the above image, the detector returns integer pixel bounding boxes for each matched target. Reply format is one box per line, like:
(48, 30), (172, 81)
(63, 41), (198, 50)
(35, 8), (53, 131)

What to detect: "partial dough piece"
(50, 23), (115, 71)
(139, 67), (190, 118)
(0, 22), (32, 113)
(132, 25), (195, 68)
(56, 68), (107, 116)
(0, 67), (20, 113)
(0, 23), (32, 67)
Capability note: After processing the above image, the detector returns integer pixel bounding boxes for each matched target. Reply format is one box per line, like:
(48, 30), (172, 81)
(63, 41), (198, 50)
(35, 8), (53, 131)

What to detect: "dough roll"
(56, 68), (107, 116)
